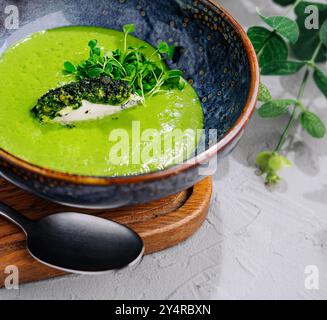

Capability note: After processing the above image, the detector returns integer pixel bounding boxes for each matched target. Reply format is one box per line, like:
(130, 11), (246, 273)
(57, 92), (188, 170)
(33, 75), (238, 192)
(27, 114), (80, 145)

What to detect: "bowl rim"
(0, 0), (259, 186)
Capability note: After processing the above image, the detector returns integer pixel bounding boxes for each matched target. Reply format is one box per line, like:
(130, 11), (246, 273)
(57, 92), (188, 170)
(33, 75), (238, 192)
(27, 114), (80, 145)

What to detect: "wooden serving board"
(0, 177), (212, 287)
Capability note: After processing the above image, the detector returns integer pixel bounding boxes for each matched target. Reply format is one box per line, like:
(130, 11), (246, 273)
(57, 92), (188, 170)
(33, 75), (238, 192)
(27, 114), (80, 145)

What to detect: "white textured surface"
(1, 0), (327, 300)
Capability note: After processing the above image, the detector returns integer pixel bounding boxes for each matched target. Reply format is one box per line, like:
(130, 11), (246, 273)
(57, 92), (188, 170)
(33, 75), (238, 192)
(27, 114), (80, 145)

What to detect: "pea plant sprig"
(248, 0), (327, 185)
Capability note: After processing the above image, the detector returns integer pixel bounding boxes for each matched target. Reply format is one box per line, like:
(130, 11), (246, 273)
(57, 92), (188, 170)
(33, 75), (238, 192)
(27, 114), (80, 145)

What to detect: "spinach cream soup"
(0, 26), (203, 176)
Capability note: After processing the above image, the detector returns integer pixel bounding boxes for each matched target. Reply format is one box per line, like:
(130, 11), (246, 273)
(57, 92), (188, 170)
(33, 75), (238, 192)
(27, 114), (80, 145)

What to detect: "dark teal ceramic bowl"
(0, 0), (259, 209)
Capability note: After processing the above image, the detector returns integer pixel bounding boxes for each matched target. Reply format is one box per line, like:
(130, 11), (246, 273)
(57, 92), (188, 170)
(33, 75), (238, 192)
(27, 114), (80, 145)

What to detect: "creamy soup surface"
(0, 26), (203, 176)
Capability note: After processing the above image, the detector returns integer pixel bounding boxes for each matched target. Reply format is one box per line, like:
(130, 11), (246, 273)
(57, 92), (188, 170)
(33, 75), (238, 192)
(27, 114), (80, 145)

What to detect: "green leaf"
(167, 44), (176, 60)
(258, 99), (295, 118)
(92, 47), (101, 56)
(158, 42), (169, 54)
(300, 111), (326, 138)
(247, 26), (268, 54)
(110, 59), (123, 69)
(247, 26), (288, 67)
(143, 83), (153, 91)
(293, 2), (327, 62)
(63, 61), (76, 73)
(138, 45), (148, 51)
(104, 63), (113, 74)
(123, 24), (135, 34)
(273, 0), (296, 6)
(166, 69), (183, 78)
(178, 79), (186, 90)
(313, 67), (327, 98)
(259, 35), (288, 68)
(320, 19), (327, 47)
(261, 60), (306, 75)
(88, 39), (97, 49)
(258, 82), (272, 102)
(258, 12), (300, 44)
(86, 67), (103, 78)
(66, 32), (184, 99)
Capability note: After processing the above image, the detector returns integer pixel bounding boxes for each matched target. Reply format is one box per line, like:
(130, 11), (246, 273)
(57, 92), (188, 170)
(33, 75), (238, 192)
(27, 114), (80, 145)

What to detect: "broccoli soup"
(0, 26), (203, 176)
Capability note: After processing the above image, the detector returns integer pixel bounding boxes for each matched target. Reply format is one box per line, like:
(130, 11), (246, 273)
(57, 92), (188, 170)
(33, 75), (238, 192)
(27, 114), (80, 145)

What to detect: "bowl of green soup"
(0, 0), (259, 209)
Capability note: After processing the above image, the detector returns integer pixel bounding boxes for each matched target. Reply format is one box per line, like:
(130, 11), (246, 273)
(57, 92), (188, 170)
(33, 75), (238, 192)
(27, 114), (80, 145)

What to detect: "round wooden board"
(0, 177), (212, 287)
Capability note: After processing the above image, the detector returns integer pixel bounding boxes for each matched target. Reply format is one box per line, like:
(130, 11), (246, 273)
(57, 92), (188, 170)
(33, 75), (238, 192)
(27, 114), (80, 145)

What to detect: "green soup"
(0, 26), (203, 176)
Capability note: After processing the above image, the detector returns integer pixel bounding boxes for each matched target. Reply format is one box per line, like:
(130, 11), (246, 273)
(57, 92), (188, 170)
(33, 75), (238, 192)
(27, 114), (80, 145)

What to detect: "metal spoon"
(0, 203), (144, 274)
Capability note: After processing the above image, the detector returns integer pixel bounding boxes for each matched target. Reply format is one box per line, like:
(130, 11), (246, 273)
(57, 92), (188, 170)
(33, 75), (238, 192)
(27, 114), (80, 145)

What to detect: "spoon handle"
(0, 203), (32, 235)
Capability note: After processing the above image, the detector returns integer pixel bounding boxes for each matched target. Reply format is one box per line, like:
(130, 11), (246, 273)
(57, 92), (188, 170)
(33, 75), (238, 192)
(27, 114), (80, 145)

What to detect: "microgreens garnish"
(249, 0), (327, 185)
(63, 24), (185, 101)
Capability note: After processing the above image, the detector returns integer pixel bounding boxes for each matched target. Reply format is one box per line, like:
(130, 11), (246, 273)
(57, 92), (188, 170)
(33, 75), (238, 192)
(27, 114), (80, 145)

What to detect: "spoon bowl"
(0, 203), (144, 274)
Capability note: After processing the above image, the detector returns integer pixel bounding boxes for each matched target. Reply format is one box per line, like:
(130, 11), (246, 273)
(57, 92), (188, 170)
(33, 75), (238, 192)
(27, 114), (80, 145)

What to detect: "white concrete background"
(1, 0), (327, 300)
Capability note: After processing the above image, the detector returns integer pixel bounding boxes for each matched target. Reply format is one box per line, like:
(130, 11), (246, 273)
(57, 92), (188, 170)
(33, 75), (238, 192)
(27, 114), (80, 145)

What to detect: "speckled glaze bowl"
(0, 0), (259, 209)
